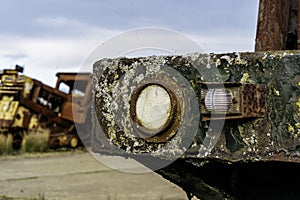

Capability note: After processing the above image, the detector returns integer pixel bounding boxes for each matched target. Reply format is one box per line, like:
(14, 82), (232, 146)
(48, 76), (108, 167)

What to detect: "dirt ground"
(0, 150), (188, 200)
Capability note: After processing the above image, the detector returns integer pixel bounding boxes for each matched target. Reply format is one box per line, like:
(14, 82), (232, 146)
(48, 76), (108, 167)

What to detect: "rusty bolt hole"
(130, 82), (181, 143)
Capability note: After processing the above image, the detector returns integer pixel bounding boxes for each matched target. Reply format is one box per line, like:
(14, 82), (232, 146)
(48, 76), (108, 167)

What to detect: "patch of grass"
(21, 130), (50, 153)
(0, 134), (13, 155)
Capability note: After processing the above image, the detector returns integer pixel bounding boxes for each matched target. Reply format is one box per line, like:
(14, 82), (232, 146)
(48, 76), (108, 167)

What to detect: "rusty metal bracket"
(200, 83), (266, 121)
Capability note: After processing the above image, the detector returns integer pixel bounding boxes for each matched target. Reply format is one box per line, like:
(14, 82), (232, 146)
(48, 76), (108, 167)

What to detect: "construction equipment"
(0, 66), (92, 148)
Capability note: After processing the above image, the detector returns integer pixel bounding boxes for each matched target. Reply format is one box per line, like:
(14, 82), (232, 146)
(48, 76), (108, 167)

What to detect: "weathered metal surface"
(93, 51), (300, 199)
(93, 52), (300, 161)
(255, 0), (299, 51)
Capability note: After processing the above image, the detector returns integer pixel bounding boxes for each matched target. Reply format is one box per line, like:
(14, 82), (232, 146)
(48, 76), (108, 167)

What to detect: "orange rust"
(255, 0), (298, 51)
(200, 83), (266, 121)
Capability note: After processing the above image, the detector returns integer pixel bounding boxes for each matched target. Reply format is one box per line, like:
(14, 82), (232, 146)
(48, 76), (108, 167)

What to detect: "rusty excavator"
(0, 66), (92, 148)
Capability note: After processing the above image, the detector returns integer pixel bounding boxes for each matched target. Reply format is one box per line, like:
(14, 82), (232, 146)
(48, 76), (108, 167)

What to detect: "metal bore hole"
(135, 85), (172, 131)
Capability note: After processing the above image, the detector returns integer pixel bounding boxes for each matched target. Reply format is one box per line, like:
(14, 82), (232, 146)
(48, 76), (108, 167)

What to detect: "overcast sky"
(0, 0), (259, 85)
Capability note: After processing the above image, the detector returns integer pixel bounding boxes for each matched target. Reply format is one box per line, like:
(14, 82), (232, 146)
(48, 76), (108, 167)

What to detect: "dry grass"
(21, 130), (50, 153)
(0, 134), (13, 155)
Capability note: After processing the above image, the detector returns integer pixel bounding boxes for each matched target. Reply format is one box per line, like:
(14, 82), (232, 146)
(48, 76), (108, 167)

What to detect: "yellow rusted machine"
(0, 66), (92, 148)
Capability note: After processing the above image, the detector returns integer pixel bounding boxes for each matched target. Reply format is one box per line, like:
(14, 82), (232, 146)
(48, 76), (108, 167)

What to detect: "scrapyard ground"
(0, 149), (187, 200)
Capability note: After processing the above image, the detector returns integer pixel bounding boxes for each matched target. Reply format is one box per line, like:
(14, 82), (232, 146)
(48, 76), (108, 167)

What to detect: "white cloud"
(34, 17), (85, 28)
(191, 33), (256, 54)
(33, 16), (114, 37)
(0, 18), (120, 85)
(0, 15), (257, 86)
(0, 35), (91, 85)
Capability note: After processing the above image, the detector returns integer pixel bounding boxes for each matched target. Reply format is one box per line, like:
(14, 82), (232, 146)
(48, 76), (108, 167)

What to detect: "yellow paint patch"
(273, 88), (280, 96)
(296, 98), (300, 112)
(240, 73), (252, 84)
(288, 123), (295, 133)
